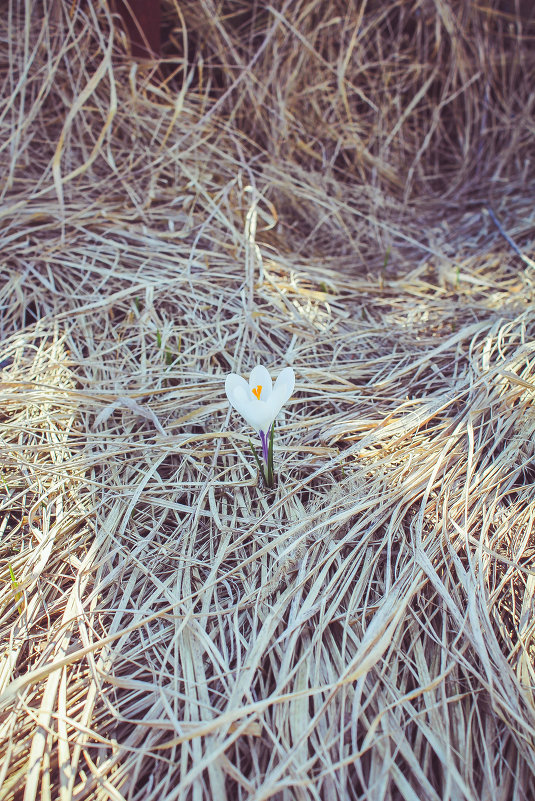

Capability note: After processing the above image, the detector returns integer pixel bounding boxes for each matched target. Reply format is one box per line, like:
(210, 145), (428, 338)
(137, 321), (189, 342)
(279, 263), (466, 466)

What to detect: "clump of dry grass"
(1, 1), (535, 799)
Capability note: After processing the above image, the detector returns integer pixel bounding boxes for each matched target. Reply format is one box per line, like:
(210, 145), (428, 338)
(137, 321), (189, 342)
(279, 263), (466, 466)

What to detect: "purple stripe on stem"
(259, 428), (270, 465)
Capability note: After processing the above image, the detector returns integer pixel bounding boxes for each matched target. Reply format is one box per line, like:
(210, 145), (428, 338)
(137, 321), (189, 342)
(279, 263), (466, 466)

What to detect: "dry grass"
(1, 1), (535, 799)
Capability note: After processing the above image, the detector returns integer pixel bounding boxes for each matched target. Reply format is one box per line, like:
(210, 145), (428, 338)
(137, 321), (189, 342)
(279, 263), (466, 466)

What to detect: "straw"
(1, 1), (534, 799)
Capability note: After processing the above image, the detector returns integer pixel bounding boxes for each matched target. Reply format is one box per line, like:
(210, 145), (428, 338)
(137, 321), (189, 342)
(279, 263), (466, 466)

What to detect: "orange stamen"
(252, 385), (262, 400)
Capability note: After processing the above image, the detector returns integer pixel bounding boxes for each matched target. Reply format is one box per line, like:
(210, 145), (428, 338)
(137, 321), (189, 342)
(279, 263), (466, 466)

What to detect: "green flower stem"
(249, 422), (276, 488)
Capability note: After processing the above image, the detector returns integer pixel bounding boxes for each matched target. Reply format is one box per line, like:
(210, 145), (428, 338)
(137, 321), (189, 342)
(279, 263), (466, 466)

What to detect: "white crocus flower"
(225, 365), (295, 435)
(225, 365), (295, 486)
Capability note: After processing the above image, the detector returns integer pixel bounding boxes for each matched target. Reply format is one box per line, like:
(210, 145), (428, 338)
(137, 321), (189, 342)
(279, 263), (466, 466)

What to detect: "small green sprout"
(157, 330), (181, 365)
(9, 565), (24, 616)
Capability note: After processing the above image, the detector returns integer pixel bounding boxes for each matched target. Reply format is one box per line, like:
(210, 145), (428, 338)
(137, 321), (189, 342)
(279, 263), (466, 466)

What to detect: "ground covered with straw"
(1, 2), (535, 799)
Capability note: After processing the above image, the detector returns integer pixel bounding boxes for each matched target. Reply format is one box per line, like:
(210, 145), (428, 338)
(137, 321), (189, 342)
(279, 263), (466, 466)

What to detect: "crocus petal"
(273, 367), (295, 402)
(225, 374), (249, 406)
(225, 374), (250, 418)
(248, 365), (272, 402)
(236, 399), (276, 433)
(266, 367), (295, 419)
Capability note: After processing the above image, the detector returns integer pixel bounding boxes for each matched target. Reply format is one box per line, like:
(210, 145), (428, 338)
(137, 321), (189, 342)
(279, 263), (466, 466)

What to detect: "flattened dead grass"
(1, 1), (534, 799)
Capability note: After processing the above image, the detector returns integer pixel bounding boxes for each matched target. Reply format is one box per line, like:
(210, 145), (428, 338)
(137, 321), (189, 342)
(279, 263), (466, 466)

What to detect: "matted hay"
(1, 2), (534, 800)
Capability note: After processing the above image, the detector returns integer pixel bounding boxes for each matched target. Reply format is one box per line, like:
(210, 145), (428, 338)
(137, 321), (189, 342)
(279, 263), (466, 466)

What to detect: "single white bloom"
(225, 364), (295, 434)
